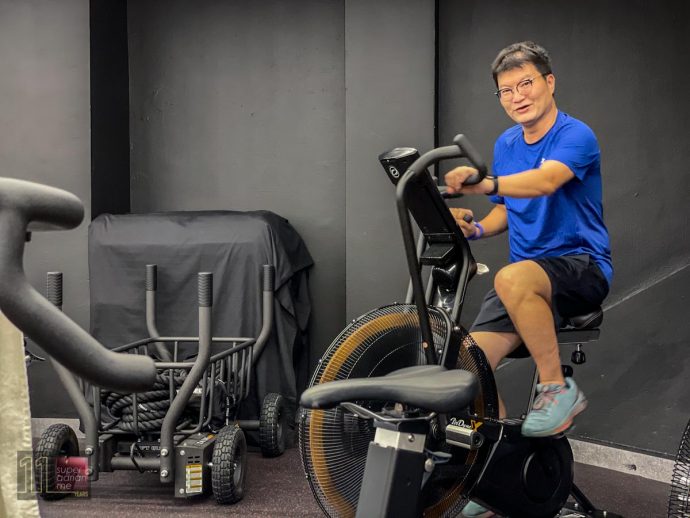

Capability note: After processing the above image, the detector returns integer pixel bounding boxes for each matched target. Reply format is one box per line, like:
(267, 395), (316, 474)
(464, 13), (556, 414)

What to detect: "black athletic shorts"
(469, 254), (609, 333)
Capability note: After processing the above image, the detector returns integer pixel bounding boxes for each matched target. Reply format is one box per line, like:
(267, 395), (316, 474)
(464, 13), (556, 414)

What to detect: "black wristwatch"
(485, 175), (499, 196)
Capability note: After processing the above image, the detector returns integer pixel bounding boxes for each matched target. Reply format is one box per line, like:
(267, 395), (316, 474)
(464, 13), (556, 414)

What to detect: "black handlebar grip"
(438, 185), (463, 199)
(453, 134), (488, 185)
(462, 214), (473, 223)
(46, 272), (63, 308)
(263, 265), (275, 292)
(146, 264), (157, 291)
(198, 272), (213, 307)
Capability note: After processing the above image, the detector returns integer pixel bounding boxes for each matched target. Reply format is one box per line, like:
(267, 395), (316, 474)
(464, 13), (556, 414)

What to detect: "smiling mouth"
(515, 105), (531, 114)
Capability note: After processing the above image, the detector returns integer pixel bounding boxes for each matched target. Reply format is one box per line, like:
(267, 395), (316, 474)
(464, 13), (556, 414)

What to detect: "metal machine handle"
(0, 177), (156, 392)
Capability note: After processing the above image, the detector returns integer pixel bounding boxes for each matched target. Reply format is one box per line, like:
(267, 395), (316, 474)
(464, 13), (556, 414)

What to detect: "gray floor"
(36, 446), (670, 518)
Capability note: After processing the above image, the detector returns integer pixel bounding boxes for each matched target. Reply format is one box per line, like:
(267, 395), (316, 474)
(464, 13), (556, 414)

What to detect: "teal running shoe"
(522, 377), (587, 438)
(460, 500), (497, 517)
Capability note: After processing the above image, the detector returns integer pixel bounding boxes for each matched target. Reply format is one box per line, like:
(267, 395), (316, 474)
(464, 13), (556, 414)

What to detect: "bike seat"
(562, 307), (603, 329)
(507, 307), (603, 359)
(0, 177), (83, 232)
(300, 365), (478, 413)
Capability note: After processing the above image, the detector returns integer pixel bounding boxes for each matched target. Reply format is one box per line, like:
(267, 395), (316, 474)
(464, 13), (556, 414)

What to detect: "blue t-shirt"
(491, 111), (613, 285)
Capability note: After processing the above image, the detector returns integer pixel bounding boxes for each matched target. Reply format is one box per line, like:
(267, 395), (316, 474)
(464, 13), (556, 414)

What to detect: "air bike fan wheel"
(668, 418), (690, 517)
(299, 303), (499, 518)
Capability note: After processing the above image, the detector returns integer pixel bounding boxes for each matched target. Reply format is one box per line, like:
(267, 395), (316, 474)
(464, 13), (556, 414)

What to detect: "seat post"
(355, 419), (429, 518)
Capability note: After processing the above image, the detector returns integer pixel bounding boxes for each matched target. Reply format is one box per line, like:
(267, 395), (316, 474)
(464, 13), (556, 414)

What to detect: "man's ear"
(547, 74), (556, 95)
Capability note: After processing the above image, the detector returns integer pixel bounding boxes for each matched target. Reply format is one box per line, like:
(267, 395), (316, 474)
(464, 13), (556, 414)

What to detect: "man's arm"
(445, 160), (575, 198)
(450, 204), (508, 239)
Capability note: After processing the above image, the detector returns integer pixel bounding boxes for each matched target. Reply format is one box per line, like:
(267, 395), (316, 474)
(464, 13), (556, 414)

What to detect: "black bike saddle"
(300, 365), (478, 414)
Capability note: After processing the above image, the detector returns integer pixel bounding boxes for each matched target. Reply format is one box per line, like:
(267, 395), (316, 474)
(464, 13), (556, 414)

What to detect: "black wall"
(344, 2), (435, 319)
(90, 0), (130, 218)
(438, 0), (690, 454)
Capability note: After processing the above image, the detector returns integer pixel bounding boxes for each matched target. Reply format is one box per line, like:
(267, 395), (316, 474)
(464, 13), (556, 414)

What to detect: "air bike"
(298, 135), (621, 517)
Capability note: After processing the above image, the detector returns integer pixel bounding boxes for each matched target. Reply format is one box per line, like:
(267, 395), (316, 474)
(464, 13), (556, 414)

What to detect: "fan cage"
(299, 303), (498, 518)
(668, 418), (690, 517)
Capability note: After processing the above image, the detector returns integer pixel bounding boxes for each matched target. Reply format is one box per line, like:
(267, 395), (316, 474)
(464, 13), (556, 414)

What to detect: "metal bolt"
(84, 447), (94, 455)
(408, 434), (415, 443)
(161, 448), (169, 457)
(424, 459), (434, 472)
(160, 470), (169, 478)
(86, 468), (93, 476)
(179, 488), (185, 495)
(180, 450), (186, 456)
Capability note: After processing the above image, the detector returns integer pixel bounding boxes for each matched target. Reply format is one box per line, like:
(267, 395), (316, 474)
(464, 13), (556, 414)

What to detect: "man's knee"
(494, 261), (550, 305)
(494, 263), (528, 303)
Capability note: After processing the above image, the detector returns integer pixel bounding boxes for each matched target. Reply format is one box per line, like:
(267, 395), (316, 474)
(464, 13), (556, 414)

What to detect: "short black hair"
(491, 41), (553, 85)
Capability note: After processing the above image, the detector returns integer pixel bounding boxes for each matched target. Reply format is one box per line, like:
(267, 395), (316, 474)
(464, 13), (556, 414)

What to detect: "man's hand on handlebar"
(449, 208), (478, 239)
(445, 166), (493, 195)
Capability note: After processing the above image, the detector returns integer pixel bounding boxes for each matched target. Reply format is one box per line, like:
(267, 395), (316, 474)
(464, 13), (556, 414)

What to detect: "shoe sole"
(461, 511), (498, 518)
(524, 393), (588, 438)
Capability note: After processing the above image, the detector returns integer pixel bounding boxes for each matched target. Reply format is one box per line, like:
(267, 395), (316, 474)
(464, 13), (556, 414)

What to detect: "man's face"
(496, 63), (555, 128)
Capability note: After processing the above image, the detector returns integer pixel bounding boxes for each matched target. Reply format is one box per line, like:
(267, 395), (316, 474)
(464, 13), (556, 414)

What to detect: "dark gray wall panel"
(439, 0), (690, 453)
(90, 0), (130, 218)
(0, 0), (91, 417)
(127, 0), (346, 372)
(345, 0), (435, 320)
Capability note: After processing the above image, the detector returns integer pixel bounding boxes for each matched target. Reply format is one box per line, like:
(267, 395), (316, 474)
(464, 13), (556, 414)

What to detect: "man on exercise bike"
(444, 41), (612, 509)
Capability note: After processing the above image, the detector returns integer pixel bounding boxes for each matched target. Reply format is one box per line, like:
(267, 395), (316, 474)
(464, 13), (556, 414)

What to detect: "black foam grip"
(263, 265), (275, 292)
(198, 272), (213, 307)
(462, 214), (473, 223)
(146, 264), (157, 291)
(453, 134), (488, 185)
(46, 272), (63, 307)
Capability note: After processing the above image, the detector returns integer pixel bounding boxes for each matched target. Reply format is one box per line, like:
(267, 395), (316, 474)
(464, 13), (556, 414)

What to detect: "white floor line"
(570, 438), (673, 484)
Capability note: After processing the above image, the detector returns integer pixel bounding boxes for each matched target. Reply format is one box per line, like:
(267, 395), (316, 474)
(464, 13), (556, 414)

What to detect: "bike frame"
(351, 135), (488, 517)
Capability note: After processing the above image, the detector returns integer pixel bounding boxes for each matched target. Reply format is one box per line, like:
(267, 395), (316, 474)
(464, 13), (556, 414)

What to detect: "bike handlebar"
(399, 134), (488, 186)
(0, 177), (157, 392)
(453, 134), (488, 184)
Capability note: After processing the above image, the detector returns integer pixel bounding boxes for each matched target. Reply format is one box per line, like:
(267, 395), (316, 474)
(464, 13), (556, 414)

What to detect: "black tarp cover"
(88, 210), (313, 422)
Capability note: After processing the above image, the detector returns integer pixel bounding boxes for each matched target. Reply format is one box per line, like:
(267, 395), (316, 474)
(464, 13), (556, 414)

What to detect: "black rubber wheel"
(259, 392), (287, 457)
(212, 425), (247, 504)
(34, 424), (80, 500)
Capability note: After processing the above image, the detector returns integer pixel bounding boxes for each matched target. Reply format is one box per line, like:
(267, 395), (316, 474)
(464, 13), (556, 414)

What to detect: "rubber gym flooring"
(37, 446), (670, 518)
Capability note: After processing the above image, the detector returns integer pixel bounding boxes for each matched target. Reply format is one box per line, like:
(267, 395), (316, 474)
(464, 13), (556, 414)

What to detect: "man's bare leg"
(491, 260), (588, 437)
(493, 261), (564, 385)
(469, 331), (521, 419)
